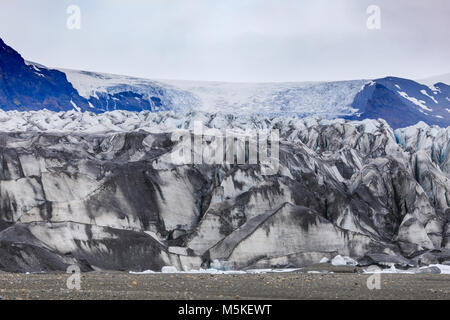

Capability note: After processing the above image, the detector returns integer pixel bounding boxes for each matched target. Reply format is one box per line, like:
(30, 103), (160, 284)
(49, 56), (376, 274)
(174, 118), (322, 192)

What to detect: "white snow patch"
(397, 91), (433, 111)
(129, 268), (300, 275)
(70, 100), (81, 112)
(420, 89), (438, 104)
(129, 270), (155, 274)
(398, 91), (433, 112)
(363, 264), (450, 274)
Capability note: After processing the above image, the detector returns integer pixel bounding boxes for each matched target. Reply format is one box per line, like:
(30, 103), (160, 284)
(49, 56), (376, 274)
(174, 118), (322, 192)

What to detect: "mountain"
(0, 38), (89, 112)
(0, 36), (449, 127)
(0, 111), (449, 272)
(347, 77), (450, 128)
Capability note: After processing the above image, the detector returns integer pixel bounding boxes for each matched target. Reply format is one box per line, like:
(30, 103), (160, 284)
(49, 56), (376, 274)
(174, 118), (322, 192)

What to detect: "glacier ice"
(0, 111), (448, 273)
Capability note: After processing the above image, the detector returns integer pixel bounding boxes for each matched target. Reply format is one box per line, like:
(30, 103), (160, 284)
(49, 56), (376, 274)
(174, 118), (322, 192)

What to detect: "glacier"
(61, 68), (450, 128)
(63, 68), (367, 117)
(0, 110), (448, 272)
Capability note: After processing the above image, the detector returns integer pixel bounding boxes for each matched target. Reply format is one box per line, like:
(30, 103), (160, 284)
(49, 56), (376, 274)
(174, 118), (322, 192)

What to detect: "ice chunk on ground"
(331, 255), (357, 266)
(129, 268), (299, 275)
(320, 257), (330, 263)
(161, 266), (178, 273)
(428, 264), (450, 274)
(129, 270), (155, 274)
(416, 266), (441, 274)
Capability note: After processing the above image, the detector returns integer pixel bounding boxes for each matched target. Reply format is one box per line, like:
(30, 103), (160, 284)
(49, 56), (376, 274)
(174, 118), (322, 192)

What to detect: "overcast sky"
(0, 0), (448, 82)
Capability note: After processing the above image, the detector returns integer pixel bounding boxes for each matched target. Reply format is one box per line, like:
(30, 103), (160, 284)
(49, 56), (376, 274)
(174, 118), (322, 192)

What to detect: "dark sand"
(1, 272), (450, 300)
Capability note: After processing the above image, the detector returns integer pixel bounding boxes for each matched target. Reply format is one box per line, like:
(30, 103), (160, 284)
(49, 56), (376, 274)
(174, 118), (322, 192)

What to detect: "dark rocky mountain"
(0, 38), (89, 112)
(0, 38), (176, 113)
(348, 77), (450, 128)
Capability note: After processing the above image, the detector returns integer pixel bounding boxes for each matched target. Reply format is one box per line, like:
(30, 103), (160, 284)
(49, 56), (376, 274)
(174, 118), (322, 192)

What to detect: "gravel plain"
(1, 271), (450, 300)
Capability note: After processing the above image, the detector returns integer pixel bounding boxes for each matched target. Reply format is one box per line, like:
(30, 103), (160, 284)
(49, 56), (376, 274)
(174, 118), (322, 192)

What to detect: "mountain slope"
(0, 38), (89, 112)
(348, 77), (450, 128)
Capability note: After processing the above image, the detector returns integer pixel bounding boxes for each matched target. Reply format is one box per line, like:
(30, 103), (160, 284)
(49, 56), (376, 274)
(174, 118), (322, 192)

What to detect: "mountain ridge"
(0, 37), (449, 129)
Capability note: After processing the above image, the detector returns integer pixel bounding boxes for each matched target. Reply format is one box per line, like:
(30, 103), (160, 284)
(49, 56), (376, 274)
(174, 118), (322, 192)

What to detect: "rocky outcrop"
(0, 112), (448, 272)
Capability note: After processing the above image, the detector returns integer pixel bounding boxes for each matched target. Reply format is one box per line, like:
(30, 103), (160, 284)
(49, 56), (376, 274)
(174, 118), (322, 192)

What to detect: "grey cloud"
(0, 0), (448, 82)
